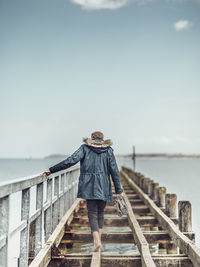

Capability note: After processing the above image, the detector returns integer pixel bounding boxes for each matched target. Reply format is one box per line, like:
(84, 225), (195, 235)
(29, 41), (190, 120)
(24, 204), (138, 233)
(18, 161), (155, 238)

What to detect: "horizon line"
(1, 152), (200, 159)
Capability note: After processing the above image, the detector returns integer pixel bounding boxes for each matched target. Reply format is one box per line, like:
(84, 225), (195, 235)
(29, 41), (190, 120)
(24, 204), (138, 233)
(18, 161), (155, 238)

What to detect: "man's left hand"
(43, 170), (51, 177)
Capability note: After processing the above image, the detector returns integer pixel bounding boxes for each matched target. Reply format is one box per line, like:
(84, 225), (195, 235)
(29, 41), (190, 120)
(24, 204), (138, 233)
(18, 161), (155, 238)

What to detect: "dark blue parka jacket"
(49, 138), (123, 202)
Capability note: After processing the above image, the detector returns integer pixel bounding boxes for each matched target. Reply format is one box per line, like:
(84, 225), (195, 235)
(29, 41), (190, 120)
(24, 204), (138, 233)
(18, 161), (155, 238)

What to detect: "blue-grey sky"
(0, 0), (200, 157)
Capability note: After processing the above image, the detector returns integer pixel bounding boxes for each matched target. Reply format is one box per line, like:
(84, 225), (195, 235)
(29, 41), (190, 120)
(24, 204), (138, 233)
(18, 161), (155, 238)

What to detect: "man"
(44, 131), (123, 252)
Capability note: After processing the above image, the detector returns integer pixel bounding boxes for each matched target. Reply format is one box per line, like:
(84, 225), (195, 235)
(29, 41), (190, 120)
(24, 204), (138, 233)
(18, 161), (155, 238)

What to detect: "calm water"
(0, 156), (200, 266)
(0, 156), (67, 184)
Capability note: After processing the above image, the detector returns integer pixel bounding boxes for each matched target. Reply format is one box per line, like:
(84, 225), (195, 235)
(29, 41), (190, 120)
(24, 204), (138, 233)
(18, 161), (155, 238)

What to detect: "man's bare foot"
(93, 242), (101, 252)
(93, 231), (101, 252)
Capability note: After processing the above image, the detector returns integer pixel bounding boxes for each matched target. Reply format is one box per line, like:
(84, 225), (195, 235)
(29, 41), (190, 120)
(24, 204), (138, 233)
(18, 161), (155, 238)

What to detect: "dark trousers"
(86, 199), (107, 233)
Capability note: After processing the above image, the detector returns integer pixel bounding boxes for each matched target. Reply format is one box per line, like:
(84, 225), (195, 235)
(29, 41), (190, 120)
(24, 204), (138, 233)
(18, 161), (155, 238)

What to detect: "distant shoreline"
(116, 153), (200, 159)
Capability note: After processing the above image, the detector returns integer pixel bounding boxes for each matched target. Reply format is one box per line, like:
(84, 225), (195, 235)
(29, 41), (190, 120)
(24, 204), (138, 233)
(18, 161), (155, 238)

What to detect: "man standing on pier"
(44, 131), (124, 252)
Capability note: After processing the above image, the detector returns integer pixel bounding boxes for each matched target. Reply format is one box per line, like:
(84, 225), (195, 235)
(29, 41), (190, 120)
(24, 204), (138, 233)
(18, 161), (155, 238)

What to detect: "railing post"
(145, 178), (151, 194)
(64, 173), (68, 213)
(35, 182), (43, 256)
(178, 201), (192, 232)
(72, 171), (76, 203)
(19, 188), (30, 267)
(52, 176), (59, 231)
(69, 172), (73, 207)
(165, 193), (177, 218)
(142, 177), (147, 192)
(60, 174), (65, 219)
(135, 173), (141, 186)
(165, 193), (178, 254)
(148, 180), (154, 197)
(158, 187), (166, 208)
(75, 168), (79, 197)
(45, 179), (52, 242)
(0, 195), (9, 267)
(140, 175), (145, 189)
(152, 182), (159, 201)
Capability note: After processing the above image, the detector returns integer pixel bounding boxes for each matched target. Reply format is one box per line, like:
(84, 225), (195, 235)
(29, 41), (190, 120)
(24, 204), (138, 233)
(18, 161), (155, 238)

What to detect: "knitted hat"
(91, 131), (104, 140)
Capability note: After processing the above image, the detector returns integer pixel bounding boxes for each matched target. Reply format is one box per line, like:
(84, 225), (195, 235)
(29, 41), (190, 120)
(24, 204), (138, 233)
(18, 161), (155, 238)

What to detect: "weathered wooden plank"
(19, 188), (30, 267)
(120, 193), (139, 199)
(50, 254), (193, 267)
(35, 182), (43, 256)
(102, 254), (193, 267)
(121, 168), (200, 267)
(179, 201), (192, 232)
(52, 177), (59, 231)
(45, 179), (52, 242)
(71, 215), (158, 227)
(125, 192), (156, 266)
(62, 230), (177, 243)
(71, 216), (129, 227)
(59, 174), (65, 219)
(104, 205), (150, 214)
(9, 220), (27, 238)
(90, 251), (101, 267)
(166, 193), (177, 218)
(29, 198), (82, 267)
(157, 187), (166, 207)
(0, 195), (9, 267)
(107, 199), (143, 206)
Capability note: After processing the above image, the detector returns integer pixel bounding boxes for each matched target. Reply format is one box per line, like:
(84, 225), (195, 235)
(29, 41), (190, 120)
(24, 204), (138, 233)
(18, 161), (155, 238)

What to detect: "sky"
(0, 0), (200, 158)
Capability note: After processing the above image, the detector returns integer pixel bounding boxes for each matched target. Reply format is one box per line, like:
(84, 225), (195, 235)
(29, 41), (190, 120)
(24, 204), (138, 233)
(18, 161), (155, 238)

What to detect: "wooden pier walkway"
(1, 165), (200, 266)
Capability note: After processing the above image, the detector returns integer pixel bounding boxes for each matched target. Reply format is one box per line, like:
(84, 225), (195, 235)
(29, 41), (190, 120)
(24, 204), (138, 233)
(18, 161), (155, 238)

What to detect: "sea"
(0, 156), (200, 265)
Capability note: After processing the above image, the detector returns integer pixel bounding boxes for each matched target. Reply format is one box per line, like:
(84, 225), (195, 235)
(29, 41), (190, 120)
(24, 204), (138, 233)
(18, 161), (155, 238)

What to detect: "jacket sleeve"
(108, 148), (123, 194)
(49, 145), (85, 174)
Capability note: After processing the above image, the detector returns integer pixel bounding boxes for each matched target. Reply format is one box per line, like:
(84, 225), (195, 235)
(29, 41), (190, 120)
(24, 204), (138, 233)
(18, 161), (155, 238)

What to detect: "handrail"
(0, 165), (80, 267)
(0, 165), (79, 199)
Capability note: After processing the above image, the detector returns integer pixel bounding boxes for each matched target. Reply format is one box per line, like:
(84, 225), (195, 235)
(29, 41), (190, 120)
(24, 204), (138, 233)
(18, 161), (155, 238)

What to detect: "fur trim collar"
(83, 138), (113, 148)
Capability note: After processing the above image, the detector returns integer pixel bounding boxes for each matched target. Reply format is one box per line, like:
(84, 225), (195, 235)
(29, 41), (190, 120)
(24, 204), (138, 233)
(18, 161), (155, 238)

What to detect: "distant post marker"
(132, 145), (136, 170)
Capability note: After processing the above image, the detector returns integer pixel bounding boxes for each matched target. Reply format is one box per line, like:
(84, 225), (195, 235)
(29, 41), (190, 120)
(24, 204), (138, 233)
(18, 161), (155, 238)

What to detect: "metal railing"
(0, 165), (80, 267)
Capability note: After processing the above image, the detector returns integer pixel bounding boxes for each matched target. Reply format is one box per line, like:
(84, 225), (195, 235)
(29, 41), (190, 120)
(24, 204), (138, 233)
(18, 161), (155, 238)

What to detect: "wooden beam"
(50, 254), (193, 267)
(71, 216), (129, 227)
(29, 198), (82, 267)
(71, 215), (158, 227)
(123, 189), (156, 267)
(62, 230), (179, 243)
(104, 205), (150, 214)
(78, 205), (150, 215)
(107, 199), (144, 206)
(90, 251), (101, 267)
(119, 193), (140, 199)
(0, 195), (9, 267)
(19, 188), (30, 267)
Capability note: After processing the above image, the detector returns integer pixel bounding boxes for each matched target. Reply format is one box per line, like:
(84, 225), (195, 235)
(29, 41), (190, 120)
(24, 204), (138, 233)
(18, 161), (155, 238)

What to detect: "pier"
(1, 165), (200, 267)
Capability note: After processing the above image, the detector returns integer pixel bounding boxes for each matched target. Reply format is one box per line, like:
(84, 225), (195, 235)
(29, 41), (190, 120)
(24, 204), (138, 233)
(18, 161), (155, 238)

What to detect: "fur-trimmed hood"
(83, 137), (113, 154)
(83, 137), (113, 148)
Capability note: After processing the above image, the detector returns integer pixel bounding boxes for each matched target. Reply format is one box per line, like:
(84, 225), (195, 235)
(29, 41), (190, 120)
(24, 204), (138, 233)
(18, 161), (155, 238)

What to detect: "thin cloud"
(70, 0), (129, 10)
(167, 0), (200, 3)
(72, 0), (200, 9)
(70, 0), (156, 10)
(174, 20), (192, 31)
(135, 0), (155, 5)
